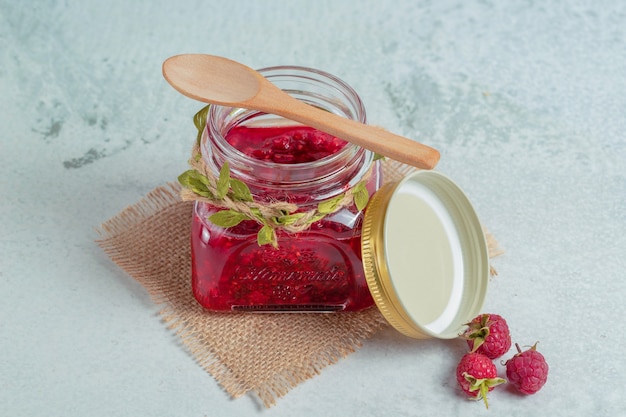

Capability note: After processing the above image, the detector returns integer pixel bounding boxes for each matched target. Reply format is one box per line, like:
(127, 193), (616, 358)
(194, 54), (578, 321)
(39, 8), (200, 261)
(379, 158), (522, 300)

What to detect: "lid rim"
(361, 171), (490, 340)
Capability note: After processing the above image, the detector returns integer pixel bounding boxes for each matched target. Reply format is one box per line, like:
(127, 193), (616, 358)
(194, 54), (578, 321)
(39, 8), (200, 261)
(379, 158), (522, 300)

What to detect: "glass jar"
(190, 66), (381, 312)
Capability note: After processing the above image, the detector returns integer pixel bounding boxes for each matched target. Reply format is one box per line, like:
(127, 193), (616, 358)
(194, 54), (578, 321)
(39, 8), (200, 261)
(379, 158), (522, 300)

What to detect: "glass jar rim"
(203, 65), (373, 194)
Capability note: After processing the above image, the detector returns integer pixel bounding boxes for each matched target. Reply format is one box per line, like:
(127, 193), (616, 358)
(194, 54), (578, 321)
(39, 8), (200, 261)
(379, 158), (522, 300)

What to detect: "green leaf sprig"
(178, 163), (372, 247)
(179, 105), (373, 247)
(193, 105), (211, 147)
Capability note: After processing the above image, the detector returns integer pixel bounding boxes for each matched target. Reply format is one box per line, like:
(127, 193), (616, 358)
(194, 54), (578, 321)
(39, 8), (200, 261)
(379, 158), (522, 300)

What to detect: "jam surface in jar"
(225, 125), (347, 163)
(191, 125), (377, 312)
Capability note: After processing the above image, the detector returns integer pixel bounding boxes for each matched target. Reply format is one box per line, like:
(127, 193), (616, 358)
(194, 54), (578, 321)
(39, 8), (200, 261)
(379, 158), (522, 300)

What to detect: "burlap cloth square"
(96, 161), (501, 407)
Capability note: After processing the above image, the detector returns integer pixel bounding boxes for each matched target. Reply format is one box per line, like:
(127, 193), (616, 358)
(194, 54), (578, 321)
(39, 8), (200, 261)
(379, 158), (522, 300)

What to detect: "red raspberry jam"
(191, 207), (374, 311)
(191, 125), (377, 312)
(226, 125), (347, 163)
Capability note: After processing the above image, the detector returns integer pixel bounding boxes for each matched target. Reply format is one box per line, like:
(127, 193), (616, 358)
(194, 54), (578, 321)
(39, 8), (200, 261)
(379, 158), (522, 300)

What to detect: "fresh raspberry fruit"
(463, 313), (512, 359)
(505, 343), (549, 394)
(456, 352), (506, 408)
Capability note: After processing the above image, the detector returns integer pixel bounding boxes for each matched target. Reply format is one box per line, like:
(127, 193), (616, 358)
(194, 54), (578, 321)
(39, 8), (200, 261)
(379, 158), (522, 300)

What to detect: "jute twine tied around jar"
(178, 143), (376, 246)
(96, 158), (502, 407)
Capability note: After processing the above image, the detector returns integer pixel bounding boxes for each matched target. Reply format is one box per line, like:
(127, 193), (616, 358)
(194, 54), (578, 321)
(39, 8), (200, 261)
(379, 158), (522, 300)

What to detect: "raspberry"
(456, 352), (506, 409)
(463, 313), (512, 359)
(505, 343), (549, 395)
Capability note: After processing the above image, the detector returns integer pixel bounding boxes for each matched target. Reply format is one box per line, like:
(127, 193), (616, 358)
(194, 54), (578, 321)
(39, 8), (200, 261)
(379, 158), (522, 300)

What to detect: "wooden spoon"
(163, 54), (440, 169)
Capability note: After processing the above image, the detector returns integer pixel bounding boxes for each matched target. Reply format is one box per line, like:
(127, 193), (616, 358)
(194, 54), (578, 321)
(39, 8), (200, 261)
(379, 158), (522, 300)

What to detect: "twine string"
(180, 143), (369, 234)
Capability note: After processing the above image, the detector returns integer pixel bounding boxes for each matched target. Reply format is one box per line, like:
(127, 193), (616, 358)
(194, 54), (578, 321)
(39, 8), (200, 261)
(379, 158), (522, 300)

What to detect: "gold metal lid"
(361, 171), (489, 339)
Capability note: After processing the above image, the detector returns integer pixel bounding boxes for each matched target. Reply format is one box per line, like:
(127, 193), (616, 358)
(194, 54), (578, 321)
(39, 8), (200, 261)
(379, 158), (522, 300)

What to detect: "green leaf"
(354, 187), (370, 211)
(317, 194), (345, 214)
(352, 181), (366, 193)
(352, 181), (369, 211)
(188, 179), (212, 197)
(230, 178), (253, 202)
(306, 213), (326, 224)
(373, 153), (385, 161)
(193, 105), (211, 146)
(188, 178), (208, 190)
(257, 225), (277, 247)
(179, 170), (215, 198)
(178, 169), (210, 187)
(275, 212), (306, 226)
(216, 162), (230, 199)
(178, 170), (193, 187)
(249, 208), (265, 222)
(191, 187), (214, 198)
(208, 210), (247, 228)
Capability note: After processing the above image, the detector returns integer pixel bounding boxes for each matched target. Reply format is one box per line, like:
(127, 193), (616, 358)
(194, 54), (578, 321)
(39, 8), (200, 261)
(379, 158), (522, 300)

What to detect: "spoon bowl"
(163, 54), (440, 170)
(164, 54), (262, 105)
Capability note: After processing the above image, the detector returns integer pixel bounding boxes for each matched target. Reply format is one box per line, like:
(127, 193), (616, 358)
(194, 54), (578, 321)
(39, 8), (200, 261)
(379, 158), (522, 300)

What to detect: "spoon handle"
(250, 80), (440, 170)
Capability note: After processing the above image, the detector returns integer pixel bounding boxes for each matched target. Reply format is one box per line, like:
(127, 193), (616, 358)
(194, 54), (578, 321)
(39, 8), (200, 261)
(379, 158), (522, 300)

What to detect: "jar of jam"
(189, 66), (382, 312)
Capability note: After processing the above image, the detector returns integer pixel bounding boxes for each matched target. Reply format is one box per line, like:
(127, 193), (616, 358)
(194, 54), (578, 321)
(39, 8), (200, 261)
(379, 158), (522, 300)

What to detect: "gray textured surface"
(2, 1), (625, 416)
